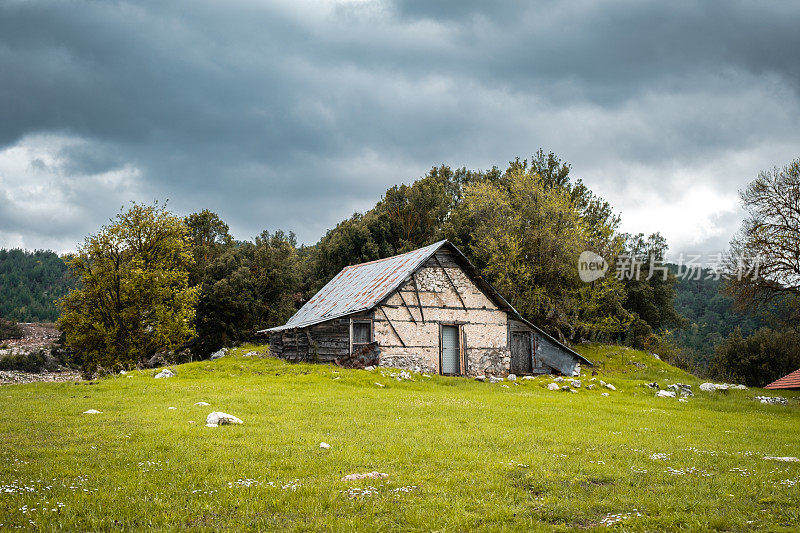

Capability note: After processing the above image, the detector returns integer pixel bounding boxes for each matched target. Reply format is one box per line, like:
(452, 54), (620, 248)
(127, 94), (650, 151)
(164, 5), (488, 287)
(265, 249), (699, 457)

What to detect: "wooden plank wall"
(269, 311), (374, 362)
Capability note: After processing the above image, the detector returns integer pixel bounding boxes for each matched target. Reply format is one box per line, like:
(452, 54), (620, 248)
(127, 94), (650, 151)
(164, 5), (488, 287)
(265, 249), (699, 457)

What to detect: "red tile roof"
(765, 367), (800, 389)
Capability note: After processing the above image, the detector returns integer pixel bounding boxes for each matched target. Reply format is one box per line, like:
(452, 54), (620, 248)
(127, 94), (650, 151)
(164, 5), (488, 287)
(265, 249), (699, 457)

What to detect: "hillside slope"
(0, 345), (798, 531)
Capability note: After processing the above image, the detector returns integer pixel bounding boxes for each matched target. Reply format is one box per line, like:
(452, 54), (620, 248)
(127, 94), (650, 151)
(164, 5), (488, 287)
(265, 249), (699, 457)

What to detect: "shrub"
(709, 327), (800, 386)
(0, 349), (54, 372)
(0, 318), (23, 340)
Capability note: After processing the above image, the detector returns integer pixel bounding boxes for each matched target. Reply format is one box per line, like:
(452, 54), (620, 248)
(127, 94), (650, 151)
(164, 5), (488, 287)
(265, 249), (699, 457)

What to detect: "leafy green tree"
(58, 203), (198, 373)
(710, 327), (800, 386)
(0, 249), (75, 322)
(0, 318), (23, 340)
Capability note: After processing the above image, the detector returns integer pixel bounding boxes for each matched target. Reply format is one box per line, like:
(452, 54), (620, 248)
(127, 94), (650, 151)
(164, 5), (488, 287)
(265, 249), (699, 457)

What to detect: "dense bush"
(0, 349), (56, 372)
(709, 327), (800, 386)
(0, 318), (23, 340)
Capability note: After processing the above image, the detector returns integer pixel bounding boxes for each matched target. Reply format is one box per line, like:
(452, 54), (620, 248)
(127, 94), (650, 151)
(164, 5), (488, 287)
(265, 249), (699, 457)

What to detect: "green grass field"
(1, 344), (798, 531)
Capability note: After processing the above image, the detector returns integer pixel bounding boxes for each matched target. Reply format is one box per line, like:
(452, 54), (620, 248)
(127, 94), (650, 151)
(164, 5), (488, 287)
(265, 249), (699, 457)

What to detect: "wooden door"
(441, 325), (460, 375)
(511, 331), (533, 374)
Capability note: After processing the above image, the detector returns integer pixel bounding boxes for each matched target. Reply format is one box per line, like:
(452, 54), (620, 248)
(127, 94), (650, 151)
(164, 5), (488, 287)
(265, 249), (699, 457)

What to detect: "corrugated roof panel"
(264, 240), (447, 332)
(765, 367), (800, 389)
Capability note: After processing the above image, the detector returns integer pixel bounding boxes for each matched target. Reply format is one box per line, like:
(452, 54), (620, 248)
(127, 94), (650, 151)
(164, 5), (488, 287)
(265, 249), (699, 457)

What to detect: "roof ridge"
(343, 240), (447, 269)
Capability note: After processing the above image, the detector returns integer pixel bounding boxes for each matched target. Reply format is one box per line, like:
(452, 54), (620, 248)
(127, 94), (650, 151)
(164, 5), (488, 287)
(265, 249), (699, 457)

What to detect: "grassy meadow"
(1, 344), (799, 531)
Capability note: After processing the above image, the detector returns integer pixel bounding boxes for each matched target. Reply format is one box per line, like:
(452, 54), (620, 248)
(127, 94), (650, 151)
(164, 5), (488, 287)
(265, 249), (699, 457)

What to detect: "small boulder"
(319, 442), (331, 449)
(364, 365), (376, 371)
(488, 375), (503, 384)
(656, 390), (676, 398)
(755, 396), (787, 405)
(521, 376), (535, 380)
(699, 382), (716, 392)
(205, 411), (243, 427)
(168, 406), (177, 410)
(154, 369), (175, 379)
(474, 375), (486, 382)
(571, 380), (581, 388)
(341, 472), (388, 481)
(601, 392), (609, 397)
(553, 376), (564, 383)
(646, 382), (659, 390)
(547, 383), (560, 391)
(243, 351), (258, 357)
(561, 385), (572, 392)
(763, 456), (799, 462)
(82, 409), (102, 414)
(605, 383), (616, 391)
(586, 384), (595, 390)
(210, 348), (228, 360)
(194, 401), (210, 406)
(507, 374), (517, 382)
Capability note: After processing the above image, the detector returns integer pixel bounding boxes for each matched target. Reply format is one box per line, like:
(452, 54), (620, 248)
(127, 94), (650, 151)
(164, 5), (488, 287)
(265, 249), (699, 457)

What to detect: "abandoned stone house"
(261, 240), (590, 377)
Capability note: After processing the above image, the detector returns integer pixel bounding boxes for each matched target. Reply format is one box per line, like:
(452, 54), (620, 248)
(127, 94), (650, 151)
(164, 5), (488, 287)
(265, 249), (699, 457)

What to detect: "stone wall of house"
(374, 248), (510, 376)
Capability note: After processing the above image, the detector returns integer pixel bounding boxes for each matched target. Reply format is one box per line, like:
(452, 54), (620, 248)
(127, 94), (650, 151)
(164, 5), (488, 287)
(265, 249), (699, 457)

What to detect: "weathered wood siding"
(374, 248), (509, 376)
(268, 310), (374, 362)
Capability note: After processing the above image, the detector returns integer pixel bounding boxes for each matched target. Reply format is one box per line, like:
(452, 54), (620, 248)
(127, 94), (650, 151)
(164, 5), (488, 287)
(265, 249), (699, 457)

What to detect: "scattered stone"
(154, 369), (175, 379)
(320, 442), (331, 449)
(374, 382), (385, 388)
(587, 384), (595, 390)
(243, 351), (258, 357)
(194, 401), (210, 406)
(205, 412), (243, 427)
(599, 380), (607, 386)
(398, 370), (412, 381)
(547, 383), (560, 391)
(561, 385), (572, 392)
(364, 366), (375, 371)
(652, 353), (661, 360)
(601, 392), (609, 397)
(700, 382), (746, 392)
(488, 376), (503, 384)
(501, 384), (509, 388)
(605, 383), (616, 391)
(119, 370), (127, 375)
(571, 380), (581, 388)
(521, 376), (535, 380)
(82, 409), (102, 414)
(763, 456), (799, 462)
(506, 373), (517, 382)
(341, 472), (388, 481)
(569, 388), (577, 393)
(474, 375), (486, 382)
(678, 398), (687, 402)
(553, 376), (564, 383)
(656, 390), (676, 398)
(754, 396), (787, 405)
(646, 382), (660, 390)
(168, 406), (177, 410)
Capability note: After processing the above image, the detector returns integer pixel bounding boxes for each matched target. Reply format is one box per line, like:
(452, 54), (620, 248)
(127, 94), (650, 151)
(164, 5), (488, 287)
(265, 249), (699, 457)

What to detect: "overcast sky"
(1, 0), (798, 258)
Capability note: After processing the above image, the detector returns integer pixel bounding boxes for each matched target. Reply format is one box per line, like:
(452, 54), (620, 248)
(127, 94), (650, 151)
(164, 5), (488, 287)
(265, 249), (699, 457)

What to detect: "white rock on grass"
(474, 375), (487, 382)
(168, 406), (177, 410)
(521, 376), (535, 380)
(763, 456), (799, 462)
(364, 365), (376, 371)
(83, 409), (102, 414)
(319, 442), (331, 449)
(210, 348), (228, 360)
(341, 471), (388, 481)
(488, 376), (503, 384)
(656, 390), (676, 398)
(755, 396), (788, 405)
(601, 392), (609, 397)
(553, 376), (564, 383)
(506, 373), (517, 382)
(194, 401), (210, 406)
(205, 412), (243, 427)
(547, 383), (560, 391)
(154, 369), (175, 379)
(571, 380), (581, 388)
(605, 383), (616, 391)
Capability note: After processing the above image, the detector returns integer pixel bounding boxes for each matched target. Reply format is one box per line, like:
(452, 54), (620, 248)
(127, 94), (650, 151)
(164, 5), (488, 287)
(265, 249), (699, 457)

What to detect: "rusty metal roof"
(765, 367), (800, 389)
(262, 240), (448, 332)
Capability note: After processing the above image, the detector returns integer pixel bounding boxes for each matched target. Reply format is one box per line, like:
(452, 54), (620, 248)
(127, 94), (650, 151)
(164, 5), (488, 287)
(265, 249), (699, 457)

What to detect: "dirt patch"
(1, 322), (60, 351)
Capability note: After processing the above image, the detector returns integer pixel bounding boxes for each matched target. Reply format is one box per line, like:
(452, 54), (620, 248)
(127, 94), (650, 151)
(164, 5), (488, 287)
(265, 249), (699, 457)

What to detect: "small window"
(352, 321), (372, 352)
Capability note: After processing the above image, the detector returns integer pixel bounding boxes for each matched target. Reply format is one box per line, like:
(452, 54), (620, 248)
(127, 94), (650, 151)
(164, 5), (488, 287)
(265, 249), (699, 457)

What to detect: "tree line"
(4, 151), (798, 386)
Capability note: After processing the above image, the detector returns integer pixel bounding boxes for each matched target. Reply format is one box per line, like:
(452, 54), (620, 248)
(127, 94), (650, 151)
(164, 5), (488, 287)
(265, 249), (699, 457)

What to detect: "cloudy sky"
(1, 0), (798, 257)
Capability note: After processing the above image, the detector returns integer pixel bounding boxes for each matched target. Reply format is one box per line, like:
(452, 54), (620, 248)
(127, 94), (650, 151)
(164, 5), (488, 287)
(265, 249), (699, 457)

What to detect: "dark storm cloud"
(1, 0), (799, 253)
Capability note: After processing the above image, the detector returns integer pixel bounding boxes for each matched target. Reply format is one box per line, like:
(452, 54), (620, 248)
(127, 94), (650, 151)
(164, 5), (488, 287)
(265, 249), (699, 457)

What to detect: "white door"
(441, 325), (460, 375)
